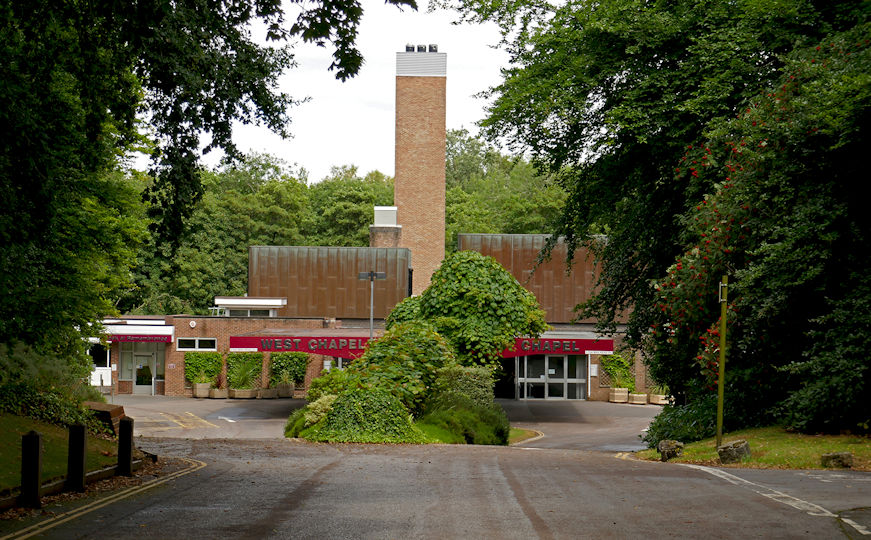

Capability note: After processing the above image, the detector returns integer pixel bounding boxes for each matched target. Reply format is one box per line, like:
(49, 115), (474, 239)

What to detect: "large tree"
(1, 0), (413, 354)
(443, 0), (868, 430)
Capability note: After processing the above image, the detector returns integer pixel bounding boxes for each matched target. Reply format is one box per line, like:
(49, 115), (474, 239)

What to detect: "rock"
(821, 452), (853, 468)
(657, 439), (684, 462)
(718, 439), (751, 464)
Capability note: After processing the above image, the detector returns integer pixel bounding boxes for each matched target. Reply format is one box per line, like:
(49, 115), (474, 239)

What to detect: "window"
(177, 338), (217, 351)
(227, 309), (272, 317)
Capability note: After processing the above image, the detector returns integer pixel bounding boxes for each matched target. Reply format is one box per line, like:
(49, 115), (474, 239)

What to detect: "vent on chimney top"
(405, 43), (414, 52)
(416, 44), (426, 52)
(428, 44), (438, 53)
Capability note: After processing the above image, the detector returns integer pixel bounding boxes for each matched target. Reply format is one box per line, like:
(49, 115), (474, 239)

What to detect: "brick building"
(88, 46), (633, 401)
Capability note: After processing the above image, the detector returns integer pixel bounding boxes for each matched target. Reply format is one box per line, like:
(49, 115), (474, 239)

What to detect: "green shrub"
(307, 388), (426, 443)
(0, 383), (107, 434)
(642, 394), (718, 448)
(303, 394), (337, 427)
(270, 352), (309, 386)
(306, 368), (362, 402)
(351, 321), (455, 414)
(385, 295), (422, 329)
(430, 364), (494, 408)
(601, 351), (635, 393)
(418, 393), (509, 445)
(226, 353), (263, 389)
(284, 407), (307, 437)
(184, 352), (223, 385)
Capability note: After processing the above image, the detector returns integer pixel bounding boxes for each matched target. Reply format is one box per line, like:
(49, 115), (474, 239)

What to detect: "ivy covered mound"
(388, 250), (548, 369)
(299, 389), (426, 444)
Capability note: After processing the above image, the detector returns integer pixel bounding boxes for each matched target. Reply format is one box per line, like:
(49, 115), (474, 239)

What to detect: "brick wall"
(164, 316), (337, 396)
(395, 75), (446, 295)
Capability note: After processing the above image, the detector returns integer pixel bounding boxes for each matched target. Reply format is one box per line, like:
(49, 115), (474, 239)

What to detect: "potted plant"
(227, 353), (262, 399)
(273, 370), (296, 398)
(647, 382), (670, 405)
(184, 352), (223, 397)
(192, 370), (211, 398)
(602, 352), (635, 403)
(270, 352), (309, 398)
(209, 372), (228, 399)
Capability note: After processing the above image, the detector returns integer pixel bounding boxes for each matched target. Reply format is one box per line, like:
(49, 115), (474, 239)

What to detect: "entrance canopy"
(230, 329), (613, 360)
(230, 328), (375, 359)
(502, 336), (614, 358)
(102, 317), (174, 343)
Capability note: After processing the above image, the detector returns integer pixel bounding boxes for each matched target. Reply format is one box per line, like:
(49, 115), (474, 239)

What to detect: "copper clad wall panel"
(458, 234), (600, 324)
(248, 246), (410, 319)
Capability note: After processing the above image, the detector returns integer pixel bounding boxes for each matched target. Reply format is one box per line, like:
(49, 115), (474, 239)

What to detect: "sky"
(209, 3), (510, 183)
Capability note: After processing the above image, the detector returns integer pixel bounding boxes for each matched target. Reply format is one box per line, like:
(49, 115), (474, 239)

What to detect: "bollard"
(118, 416), (134, 477)
(19, 430), (43, 508)
(67, 424), (87, 492)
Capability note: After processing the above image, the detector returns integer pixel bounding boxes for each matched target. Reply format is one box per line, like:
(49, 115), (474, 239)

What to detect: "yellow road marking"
(1, 458), (206, 540)
(158, 412), (218, 429)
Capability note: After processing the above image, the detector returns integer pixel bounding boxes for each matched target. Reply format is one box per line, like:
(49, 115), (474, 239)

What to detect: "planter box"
(648, 394), (669, 405)
(229, 388), (258, 399)
(609, 388), (629, 403)
(192, 383), (211, 398)
(628, 393), (647, 405)
(209, 388), (228, 399)
(276, 383), (295, 398)
(258, 388), (278, 399)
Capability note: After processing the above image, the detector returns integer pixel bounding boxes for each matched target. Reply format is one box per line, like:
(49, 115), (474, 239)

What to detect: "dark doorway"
(494, 358), (516, 399)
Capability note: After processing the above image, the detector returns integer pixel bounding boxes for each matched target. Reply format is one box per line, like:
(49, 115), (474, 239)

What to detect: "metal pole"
(369, 273), (375, 340)
(716, 275), (728, 448)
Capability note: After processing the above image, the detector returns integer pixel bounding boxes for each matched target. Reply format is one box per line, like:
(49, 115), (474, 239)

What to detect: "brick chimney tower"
(394, 44), (446, 295)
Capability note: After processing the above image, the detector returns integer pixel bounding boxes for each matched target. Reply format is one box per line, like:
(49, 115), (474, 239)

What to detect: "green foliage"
(418, 393), (509, 445)
(304, 166), (394, 246)
(303, 394), (338, 428)
(305, 388), (426, 444)
(645, 24), (871, 430)
(270, 352), (309, 386)
(416, 251), (548, 369)
(1, 0), (412, 357)
(284, 407), (308, 438)
(385, 295), (422, 329)
(306, 368), (363, 403)
(183, 352), (223, 386)
(642, 395), (719, 448)
(601, 352), (635, 393)
(351, 321), (455, 414)
(430, 364), (495, 409)
(444, 129), (567, 253)
(0, 384), (106, 435)
(449, 0), (868, 433)
(226, 353), (262, 390)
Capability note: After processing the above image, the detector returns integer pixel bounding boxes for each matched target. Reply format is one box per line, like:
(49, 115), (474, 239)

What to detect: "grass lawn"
(636, 425), (871, 470)
(508, 427), (539, 445)
(0, 413), (119, 493)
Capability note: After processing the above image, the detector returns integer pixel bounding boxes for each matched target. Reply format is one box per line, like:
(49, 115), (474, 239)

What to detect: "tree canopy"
(445, 0), (869, 431)
(1, 0), (413, 356)
(444, 129), (567, 252)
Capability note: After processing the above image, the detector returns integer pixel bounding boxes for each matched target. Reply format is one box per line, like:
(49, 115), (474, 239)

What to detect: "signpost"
(716, 275), (728, 448)
(358, 271), (387, 339)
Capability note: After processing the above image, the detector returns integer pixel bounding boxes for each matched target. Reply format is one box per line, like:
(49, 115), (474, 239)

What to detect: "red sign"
(230, 336), (371, 359)
(110, 335), (172, 343)
(501, 338), (613, 358)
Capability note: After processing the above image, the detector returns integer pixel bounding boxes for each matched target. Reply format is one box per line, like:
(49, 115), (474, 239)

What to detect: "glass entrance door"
(133, 353), (155, 394)
(518, 355), (588, 400)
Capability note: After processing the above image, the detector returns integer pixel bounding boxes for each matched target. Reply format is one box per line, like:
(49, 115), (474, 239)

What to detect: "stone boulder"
(657, 439), (684, 462)
(717, 439), (751, 464)
(821, 452), (853, 468)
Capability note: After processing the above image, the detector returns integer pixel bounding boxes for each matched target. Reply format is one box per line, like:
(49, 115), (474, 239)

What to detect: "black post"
(118, 417), (134, 477)
(19, 430), (43, 508)
(67, 424), (87, 492)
